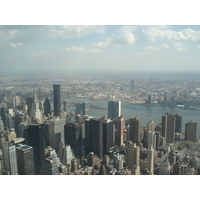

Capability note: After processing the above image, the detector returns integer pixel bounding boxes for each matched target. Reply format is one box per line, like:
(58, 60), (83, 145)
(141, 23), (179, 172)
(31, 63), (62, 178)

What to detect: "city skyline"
(1, 25), (200, 74)
(1, 1), (199, 198)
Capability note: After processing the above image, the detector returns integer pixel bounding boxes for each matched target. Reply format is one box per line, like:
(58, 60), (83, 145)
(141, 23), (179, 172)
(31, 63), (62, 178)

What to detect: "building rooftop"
(17, 144), (33, 151)
(11, 137), (25, 144)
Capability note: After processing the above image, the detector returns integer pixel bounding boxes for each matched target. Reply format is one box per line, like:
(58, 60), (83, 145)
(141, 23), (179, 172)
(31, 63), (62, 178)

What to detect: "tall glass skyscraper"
(53, 84), (61, 117)
(44, 98), (51, 117)
(108, 101), (121, 120)
(24, 124), (45, 175)
(16, 144), (35, 175)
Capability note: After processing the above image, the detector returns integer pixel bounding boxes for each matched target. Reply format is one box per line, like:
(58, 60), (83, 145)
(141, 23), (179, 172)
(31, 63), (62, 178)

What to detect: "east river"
(64, 96), (200, 135)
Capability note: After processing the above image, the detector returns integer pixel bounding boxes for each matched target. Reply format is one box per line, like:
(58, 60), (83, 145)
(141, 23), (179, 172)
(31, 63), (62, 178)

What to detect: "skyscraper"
(2, 142), (18, 175)
(125, 142), (140, 169)
(40, 157), (60, 175)
(163, 91), (167, 107)
(130, 79), (134, 92)
(108, 101), (121, 120)
(115, 116), (124, 147)
(63, 100), (69, 112)
(53, 84), (61, 117)
(129, 117), (140, 146)
(16, 144), (35, 175)
(185, 120), (197, 142)
(30, 93), (43, 122)
(146, 120), (156, 132)
(44, 98), (51, 117)
(147, 131), (156, 149)
(113, 153), (124, 171)
(175, 113), (182, 133)
(48, 117), (65, 153)
(24, 124), (45, 175)
(82, 102), (90, 115)
(162, 113), (175, 144)
(147, 145), (154, 175)
(102, 117), (115, 156)
(1, 107), (8, 130)
(0, 117), (4, 131)
(90, 118), (103, 159)
(84, 118), (103, 159)
(58, 144), (75, 167)
(147, 94), (152, 105)
(26, 96), (33, 117)
(64, 122), (83, 158)
(5, 113), (14, 130)
(14, 113), (25, 137)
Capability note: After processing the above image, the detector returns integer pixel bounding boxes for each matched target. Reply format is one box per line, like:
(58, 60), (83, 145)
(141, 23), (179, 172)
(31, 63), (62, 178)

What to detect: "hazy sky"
(1, 25), (200, 73)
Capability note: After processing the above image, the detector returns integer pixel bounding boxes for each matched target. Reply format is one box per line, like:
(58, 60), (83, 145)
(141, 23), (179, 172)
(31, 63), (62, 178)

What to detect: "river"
(63, 96), (200, 134)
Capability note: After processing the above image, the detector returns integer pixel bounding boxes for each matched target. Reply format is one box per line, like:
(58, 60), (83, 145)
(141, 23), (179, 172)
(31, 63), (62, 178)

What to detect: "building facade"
(108, 101), (121, 120)
(185, 120), (197, 142)
(16, 144), (35, 175)
(53, 84), (61, 117)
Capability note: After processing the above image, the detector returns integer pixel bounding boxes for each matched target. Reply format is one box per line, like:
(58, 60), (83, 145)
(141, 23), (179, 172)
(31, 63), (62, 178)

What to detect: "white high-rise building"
(2, 142), (18, 175)
(146, 120), (156, 132)
(58, 144), (75, 167)
(45, 146), (62, 167)
(0, 118), (4, 131)
(147, 145), (154, 175)
(8, 109), (14, 117)
(30, 93), (43, 122)
(12, 95), (21, 107)
(148, 131), (156, 149)
(48, 117), (65, 153)
(114, 153), (124, 171)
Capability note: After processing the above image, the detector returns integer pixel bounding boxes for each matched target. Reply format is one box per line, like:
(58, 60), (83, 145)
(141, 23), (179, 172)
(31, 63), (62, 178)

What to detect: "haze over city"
(1, 25), (200, 74)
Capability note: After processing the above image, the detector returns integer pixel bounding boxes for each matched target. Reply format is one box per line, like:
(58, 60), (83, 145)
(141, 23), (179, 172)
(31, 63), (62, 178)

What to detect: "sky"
(0, 25), (200, 74)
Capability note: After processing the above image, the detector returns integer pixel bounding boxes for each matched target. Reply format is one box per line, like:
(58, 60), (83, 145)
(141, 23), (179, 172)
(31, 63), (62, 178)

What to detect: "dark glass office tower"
(82, 102), (90, 115)
(1, 107), (7, 129)
(129, 117), (140, 146)
(53, 84), (61, 117)
(85, 118), (103, 159)
(102, 118), (115, 156)
(26, 97), (33, 117)
(44, 98), (51, 117)
(84, 119), (90, 156)
(40, 157), (59, 175)
(24, 124), (45, 175)
(108, 101), (121, 120)
(64, 122), (83, 158)
(16, 144), (35, 175)
(162, 112), (175, 144)
(175, 113), (182, 133)
(14, 113), (25, 137)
